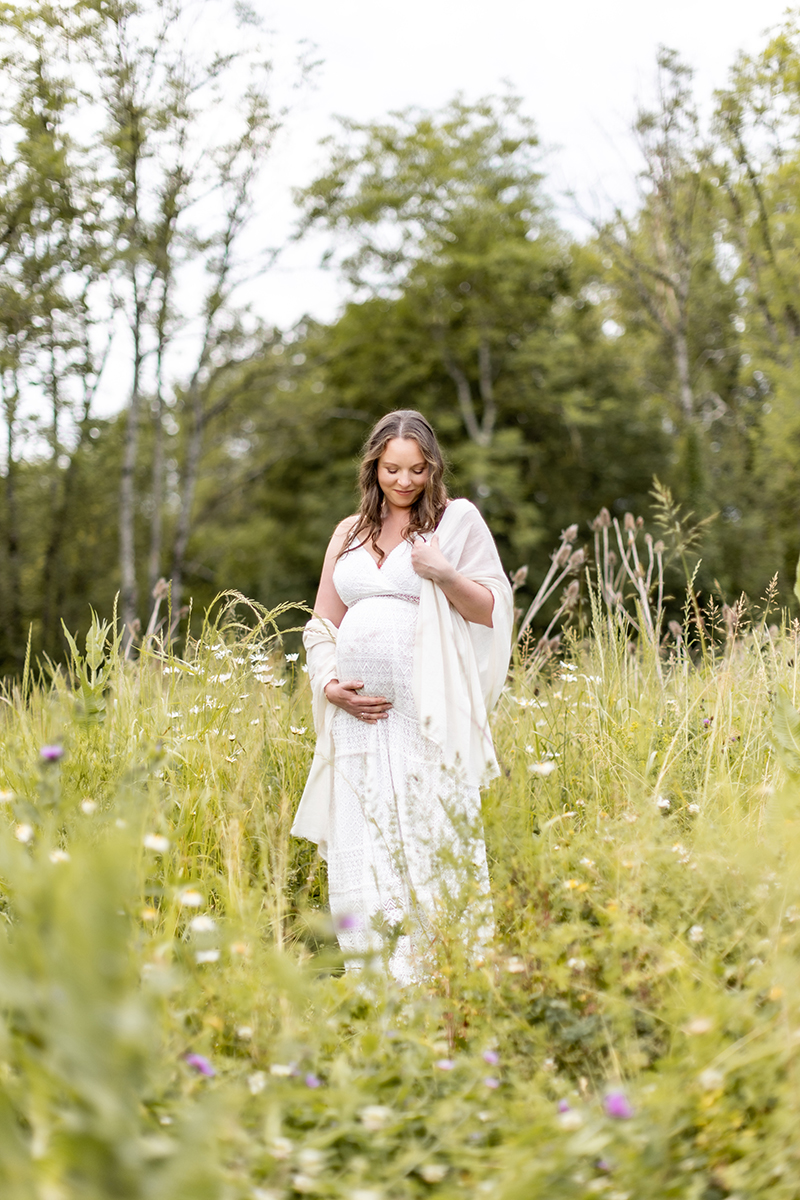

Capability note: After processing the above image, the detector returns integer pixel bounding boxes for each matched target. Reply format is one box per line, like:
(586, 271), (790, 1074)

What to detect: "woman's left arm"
(411, 534), (494, 627)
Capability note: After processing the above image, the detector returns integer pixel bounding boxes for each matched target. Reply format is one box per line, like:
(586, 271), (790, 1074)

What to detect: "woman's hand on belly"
(323, 678), (392, 723)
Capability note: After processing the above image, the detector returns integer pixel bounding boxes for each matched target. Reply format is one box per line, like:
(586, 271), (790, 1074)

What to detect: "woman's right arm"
(312, 517), (391, 724)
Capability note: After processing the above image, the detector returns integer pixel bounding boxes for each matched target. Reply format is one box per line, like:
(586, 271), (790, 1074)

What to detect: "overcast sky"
(249, 0), (794, 329)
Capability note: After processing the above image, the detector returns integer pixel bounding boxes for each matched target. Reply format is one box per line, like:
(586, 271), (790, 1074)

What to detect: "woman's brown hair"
(339, 410), (449, 564)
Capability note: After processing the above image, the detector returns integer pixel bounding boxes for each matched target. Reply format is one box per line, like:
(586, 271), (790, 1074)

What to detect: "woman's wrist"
(323, 678), (339, 699)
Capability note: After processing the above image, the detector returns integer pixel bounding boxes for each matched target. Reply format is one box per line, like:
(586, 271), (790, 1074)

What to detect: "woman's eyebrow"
(382, 460), (426, 468)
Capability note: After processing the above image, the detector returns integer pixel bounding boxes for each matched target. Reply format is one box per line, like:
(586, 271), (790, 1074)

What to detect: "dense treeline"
(1, 3), (799, 675)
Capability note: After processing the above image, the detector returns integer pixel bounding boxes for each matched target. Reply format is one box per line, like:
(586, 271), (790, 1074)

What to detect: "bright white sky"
(250, 0), (794, 329)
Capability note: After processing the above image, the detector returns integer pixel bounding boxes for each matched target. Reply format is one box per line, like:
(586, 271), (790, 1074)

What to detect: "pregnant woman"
(292, 410), (513, 983)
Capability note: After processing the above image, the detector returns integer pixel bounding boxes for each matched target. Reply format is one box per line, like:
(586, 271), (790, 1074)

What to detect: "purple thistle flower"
(482, 1049), (500, 1066)
(604, 1089), (633, 1119)
(184, 1053), (215, 1077)
(434, 1059), (455, 1071)
(596, 1159), (613, 1174)
(40, 745), (64, 762)
(305, 1073), (321, 1088)
(335, 912), (362, 931)
(557, 1099), (571, 1113)
(483, 1077), (500, 1089)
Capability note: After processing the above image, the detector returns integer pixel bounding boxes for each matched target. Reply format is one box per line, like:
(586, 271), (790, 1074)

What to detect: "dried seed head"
(563, 524), (579, 542)
(597, 507), (611, 528)
(564, 580), (580, 607)
(568, 549), (585, 571)
(722, 603), (739, 632)
(152, 577), (171, 601)
(511, 565), (528, 589)
(636, 515), (644, 529)
(624, 512), (635, 531)
(668, 620), (683, 640)
(554, 543), (572, 568)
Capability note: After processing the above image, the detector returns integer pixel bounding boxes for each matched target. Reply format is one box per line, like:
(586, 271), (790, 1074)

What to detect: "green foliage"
(0, 596), (797, 1194)
(61, 608), (123, 726)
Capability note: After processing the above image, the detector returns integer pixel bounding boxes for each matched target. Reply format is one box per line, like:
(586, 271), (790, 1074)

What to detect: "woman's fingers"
(335, 680), (391, 721)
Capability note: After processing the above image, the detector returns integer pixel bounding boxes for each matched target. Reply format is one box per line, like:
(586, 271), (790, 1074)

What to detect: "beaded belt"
(351, 592), (420, 606)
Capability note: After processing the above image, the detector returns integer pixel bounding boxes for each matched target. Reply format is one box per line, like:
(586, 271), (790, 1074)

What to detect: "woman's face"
(377, 437), (429, 511)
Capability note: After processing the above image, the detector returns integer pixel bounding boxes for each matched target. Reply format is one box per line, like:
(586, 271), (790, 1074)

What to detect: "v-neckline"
(359, 540), (405, 571)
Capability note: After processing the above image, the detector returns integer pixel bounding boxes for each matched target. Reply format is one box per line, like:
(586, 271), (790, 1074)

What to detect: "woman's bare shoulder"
(327, 513), (360, 552)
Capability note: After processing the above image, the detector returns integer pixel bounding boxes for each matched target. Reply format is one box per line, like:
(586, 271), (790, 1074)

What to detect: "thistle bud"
(563, 524), (579, 542)
(568, 549), (585, 571)
(152, 577), (171, 601)
(668, 620), (682, 640)
(511, 565), (528, 590)
(597, 508), (611, 528)
(563, 580), (580, 607)
(654, 540), (665, 554)
(624, 513), (635, 531)
(636, 516), (644, 529)
(554, 543), (572, 568)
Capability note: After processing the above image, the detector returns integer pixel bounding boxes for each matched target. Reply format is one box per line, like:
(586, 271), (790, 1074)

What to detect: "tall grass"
(0, 565), (799, 1197)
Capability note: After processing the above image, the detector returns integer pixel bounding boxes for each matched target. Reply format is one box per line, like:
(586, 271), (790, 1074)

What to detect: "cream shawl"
(291, 498), (513, 860)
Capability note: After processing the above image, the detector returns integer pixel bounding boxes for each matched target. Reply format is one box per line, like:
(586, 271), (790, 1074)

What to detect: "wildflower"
(335, 912), (362, 931)
(419, 1163), (448, 1183)
(434, 1059), (455, 1070)
(48, 849), (70, 863)
(567, 957), (587, 971)
(687, 803), (700, 814)
(40, 745), (63, 762)
(580, 857), (595, 868)
(656, 795), (670, 810)
(297, 1148), (325, 1174)
(269, 1137), (293, 1160)
(604, 1090), (633, 1119)
(143, 833), (170, 853)
(557, 1103), (583, 1130)
(483, 1077), (500, 1089)
(15, 824), (33, 843)
(684, 1016), (714, 1035)
(270, 1063), (295, 1077)
(482, 1049), (500, 1066)
(235, 1025), (253, 1040)
(304, 1073), (321, 1088)
(189, 915), (216, 933)
(359, 1105), (393, 1131)
(290, 726), (307, 735)
(285, 653), (299, 662)
(248, 1071), (267, 1095)
(115, 819), (127, 828)
(179, 889), (204, 907)
(184, 1053), (215, 1077)
(688, 924), (704, 944)
(0, 790), (14, 803)
(528, 761), (556, 777)
(231, 941), (250, 956)
(141, 907), (158, 922)
(504, 956), (526, 973)
(301, 664), (309, 673)
(698, 1068), (724, 1092)
(167, 711), (181, 718)
(290, 1174), (315, 1194)
(195, 949), (220, 964)
(209, 673), (232, 683)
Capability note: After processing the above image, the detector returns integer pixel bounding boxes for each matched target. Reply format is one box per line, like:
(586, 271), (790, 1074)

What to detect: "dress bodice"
(332, 539), (422, 609)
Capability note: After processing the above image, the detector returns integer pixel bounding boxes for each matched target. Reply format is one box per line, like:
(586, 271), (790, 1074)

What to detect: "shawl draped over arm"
(290, 498), (513, 860)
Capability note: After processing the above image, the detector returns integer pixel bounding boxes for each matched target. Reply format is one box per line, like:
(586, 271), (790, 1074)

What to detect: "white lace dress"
(329, 539), (492, 983)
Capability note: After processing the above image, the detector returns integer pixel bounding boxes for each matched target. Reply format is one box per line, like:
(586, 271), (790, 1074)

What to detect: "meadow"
(1, 523), (800, 1199)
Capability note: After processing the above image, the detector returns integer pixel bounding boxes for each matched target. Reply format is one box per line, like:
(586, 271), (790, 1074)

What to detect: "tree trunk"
(169, 378), (204, 614)
(120, 317), (143, 643)
(0, 377), (23, 670)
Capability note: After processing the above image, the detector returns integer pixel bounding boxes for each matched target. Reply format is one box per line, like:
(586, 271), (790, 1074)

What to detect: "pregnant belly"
(336, 597), (418, 717)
